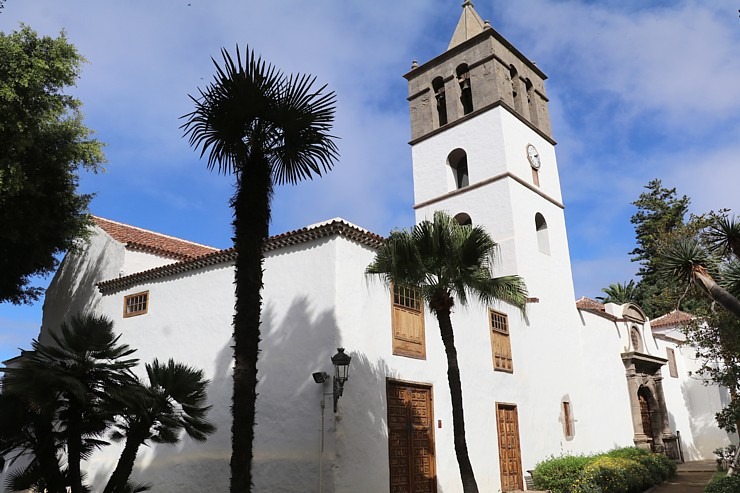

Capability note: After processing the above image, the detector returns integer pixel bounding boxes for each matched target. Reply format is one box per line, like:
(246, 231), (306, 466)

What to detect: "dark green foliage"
(367, 211), (528, 493)
(0, 313), (214, 493)
(182, 45), (338, 493)
(705, 474), (740, 493)
(533, 448), (675, 493)
(627, 179), (693, 317)
(0, 25), (105, 304)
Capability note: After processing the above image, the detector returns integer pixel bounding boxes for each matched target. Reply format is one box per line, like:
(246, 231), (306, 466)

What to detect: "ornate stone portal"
(622, 352), (681, 460)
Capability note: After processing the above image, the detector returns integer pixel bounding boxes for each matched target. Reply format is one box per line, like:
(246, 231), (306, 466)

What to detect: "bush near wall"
(532, 447), (677, 493)
(705, 474), (740, 493)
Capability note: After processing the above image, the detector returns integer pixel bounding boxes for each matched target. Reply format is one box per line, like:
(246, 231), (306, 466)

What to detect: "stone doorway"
(622, 352), (681, 460)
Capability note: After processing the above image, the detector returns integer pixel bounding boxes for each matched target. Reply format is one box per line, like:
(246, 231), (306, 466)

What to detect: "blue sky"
(1, 0), (739, 362)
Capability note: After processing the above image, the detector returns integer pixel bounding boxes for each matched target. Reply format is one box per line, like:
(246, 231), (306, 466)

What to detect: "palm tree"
(659, 236), (740, 319)
(366, 211), (528, 493)
(181, 46), (339, 491)
(596, 280), (638, 304)
(0, 391), (66, 493)
(103, 359), (215, 493)
(1, 313), (140, 493)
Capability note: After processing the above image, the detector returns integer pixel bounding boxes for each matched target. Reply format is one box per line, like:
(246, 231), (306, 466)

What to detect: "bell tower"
(404, 0), (576, 310)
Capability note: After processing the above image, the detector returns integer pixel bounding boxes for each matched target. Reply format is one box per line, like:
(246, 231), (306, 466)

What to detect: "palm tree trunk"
(693, 266), (740, 319)
(32, 412), (67, 493)
(435, 307), (479, 493)
(230, 154), (272, 493)
(103, 421), (150, 493)
(67, 400), (84, 493)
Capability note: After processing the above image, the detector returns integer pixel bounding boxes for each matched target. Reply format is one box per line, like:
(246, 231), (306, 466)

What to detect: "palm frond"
(721, 260), (740, 299)
(181, 45), (338, 185)
(658, 236), (715, 285)
(707, 215), (740, 258)
(367, 210), (528, 314)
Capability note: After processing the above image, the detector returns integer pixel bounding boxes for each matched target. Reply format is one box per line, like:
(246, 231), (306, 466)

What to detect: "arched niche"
(456, 64), (473, 115)
(454, 212), (472, 226)
(432, 76), (447, 127)
(447, 148), (469, 190)
(535, 213), (550, 255)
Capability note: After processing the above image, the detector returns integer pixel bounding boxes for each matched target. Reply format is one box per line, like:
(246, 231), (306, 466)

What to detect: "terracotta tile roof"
(97, 218), (385, 294)
(576, 297), (605, 312)
(575, 296), (618, 321)
(93, 216), (219, 260)
(650, 310), (695, 329)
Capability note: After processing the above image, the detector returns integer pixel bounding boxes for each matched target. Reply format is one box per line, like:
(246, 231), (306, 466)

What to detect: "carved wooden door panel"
(387, 381), (436, 493)
(496, 403), (523, 492)
(638, 391), (655, 450)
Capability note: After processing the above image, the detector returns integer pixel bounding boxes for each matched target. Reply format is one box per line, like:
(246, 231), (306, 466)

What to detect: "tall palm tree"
(366, 211), (528, 493)
(596, 280), (638, 304)
(1, 313), (140, 493)
(103, 359), (215, 493)
(181, 46), (339, 491)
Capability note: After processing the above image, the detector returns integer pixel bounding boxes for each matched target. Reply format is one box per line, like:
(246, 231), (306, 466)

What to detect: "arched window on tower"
(457, 64), (473, 115)
(535, 213), (550, 255)
(432, 76), (448, 127)
(447, 148), (469, 190)
(509, 65), (522, 112)
(454, 212), (472, 226)
(525, 78), (539, 126)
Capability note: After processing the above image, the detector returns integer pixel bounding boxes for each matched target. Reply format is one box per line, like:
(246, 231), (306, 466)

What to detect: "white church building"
(6, 3), (736, 492)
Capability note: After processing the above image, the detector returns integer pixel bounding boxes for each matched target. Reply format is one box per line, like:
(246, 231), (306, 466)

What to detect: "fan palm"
(103, 359), (215, 493)
(181, 46), (338, 491)
(1, 313), (140, 493)
(366, 211), (528, 493)
(596, 280), (638, 304)
(0, 391), (66, 493)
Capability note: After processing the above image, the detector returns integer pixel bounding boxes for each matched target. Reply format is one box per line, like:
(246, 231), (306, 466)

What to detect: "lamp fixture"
(331, 348), (351, 412)
(312, 371), (329, 384)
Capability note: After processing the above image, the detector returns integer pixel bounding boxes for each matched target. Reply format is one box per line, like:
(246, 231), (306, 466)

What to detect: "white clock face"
(527, 144), (541, 170)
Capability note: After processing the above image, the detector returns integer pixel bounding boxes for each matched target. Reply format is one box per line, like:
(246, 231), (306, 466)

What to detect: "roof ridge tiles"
(97, 218), (385, 294)
(92, 216), (220, 259)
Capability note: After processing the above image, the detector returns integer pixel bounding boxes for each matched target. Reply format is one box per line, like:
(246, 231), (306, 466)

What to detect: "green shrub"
(705, 474), (740, 493)
(605, 447), (651, 460)
(574, 456), (651, 493)
(534, 448), (676, 493)
(533, 455), (596, 493)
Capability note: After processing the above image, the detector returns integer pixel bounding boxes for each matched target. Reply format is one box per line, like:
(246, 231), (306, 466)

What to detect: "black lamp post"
(331, 347), (351, 412)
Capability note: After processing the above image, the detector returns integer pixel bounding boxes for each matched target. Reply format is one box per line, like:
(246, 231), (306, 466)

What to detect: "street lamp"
(331, 347), (351, 412)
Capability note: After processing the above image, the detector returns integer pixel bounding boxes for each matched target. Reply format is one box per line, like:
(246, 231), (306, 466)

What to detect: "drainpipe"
(319, 380), (332, 493)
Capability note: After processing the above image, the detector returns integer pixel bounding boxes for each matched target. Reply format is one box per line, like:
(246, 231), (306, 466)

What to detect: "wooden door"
(387, 380), (436, 493)
(496, 403), (523, 492)
(638, 389), (655, 451)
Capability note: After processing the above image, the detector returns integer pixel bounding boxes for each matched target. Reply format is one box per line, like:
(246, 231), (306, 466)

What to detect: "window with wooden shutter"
(563, 400), (575, 439)
(123, 291), (149, 318)
(391, 284), (426, 359)
(667, 348), (678, 378)
(489, 309), (512, 372)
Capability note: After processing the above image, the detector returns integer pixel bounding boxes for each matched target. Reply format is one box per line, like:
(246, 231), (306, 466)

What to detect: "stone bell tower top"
(404, 1), (552, 143)
(448, 0), (486, 50)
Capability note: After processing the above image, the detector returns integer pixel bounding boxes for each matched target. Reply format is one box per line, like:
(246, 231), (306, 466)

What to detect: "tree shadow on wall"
(89, 328), (234, 492)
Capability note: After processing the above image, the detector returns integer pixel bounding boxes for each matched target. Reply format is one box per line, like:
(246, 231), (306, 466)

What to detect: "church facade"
(6, 3), (735, 492)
